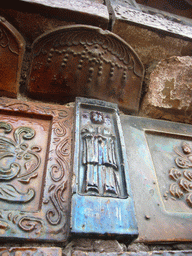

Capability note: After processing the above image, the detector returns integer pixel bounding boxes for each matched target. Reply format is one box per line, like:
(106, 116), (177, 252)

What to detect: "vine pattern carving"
(45, 118), (70, 226)
(0, 26), (19, 55)
(0, 121), (41, 203)
(165, 142), (192, 208)
(0, 98), (72, 241)
(18, 216), (43, 234)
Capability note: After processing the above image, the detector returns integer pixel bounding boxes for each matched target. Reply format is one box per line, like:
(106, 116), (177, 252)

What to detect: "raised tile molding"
(0, 97), (73, 242)
(108, 0), (192, 65)
(121, 115), (192, 242)
(27, 25), (144, 114)
(20, 0), (109, 29)
(71, 98), (138, 242)
(0, 247), (62, 255)
(109, 1), (192, 39)
(0, 17), (25, 98)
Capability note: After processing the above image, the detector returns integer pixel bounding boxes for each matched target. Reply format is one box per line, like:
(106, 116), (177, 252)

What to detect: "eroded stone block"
(135, 0), (192, 19)
(0, 0), (108, 44)
(121, 115), (192, 242)
(140, 56), (192, 123)
(0, 17), (25, 97)
(21, 0), (108, 23)
(0, 247), (62, 255)
(0, 97), (73, 242)
(109, 1), (192, 65)
(72, 250), (192, 256)
(71, 98), (138, 241)
(27, 25), (144, 113)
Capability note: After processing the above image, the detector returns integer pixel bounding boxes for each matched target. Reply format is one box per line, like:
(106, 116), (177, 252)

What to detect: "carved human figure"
(81, 125), (99, 193)
(81, 123), (119, 196)
(98, 127), (119, 196)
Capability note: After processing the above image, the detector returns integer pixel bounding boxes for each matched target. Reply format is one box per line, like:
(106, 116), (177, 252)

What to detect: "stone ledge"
(109, 1), (192, 66)
(0, 0), (109, 43)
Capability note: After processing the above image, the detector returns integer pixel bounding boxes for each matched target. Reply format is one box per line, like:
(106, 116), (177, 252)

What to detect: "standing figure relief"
(81, 113), (120, 197)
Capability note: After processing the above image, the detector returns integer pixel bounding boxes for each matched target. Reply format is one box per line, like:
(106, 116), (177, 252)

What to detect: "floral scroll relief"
(0, 121), (41, 203)
(165, 142), (192, 208)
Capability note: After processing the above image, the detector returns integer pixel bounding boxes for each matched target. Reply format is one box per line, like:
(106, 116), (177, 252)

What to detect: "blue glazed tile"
(71, 97), (138, 242)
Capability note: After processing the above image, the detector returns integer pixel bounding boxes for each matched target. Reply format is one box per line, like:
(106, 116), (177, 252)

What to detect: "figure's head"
(182, 142), (191, 154)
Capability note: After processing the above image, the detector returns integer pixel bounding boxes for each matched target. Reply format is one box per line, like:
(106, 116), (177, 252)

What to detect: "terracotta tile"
(121, 115), (192, 242)
(0, 17), (25, 97)
(27, 25), (144, 114)
(0, 97), (73, 242)
(0, 247), (62, 255)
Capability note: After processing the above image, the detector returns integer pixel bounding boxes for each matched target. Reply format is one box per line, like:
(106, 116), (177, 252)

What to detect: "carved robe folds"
(71, 98), (138, 242)
(81, 125), (119, 196)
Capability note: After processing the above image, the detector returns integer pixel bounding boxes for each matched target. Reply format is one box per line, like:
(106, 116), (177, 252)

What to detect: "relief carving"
(0, 98), (73, 242)
(28, 25), (144, 113)
(166, 142), (192, 207)
(81, 123), (119, 196)
(0, 122), (41, 203)
(78, 106), (127, 199)
(71, 98), (139, 240)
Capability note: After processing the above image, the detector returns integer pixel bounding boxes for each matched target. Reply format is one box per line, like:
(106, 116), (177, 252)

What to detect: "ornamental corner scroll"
(0, 98), (73, 242)
(164, 141), (192, 208)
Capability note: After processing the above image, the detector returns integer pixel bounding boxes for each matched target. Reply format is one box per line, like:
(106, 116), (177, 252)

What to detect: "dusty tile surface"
(0, 97), (73, 242)
(71, 98), (138, 242)
(121, 114), (192, 242)
(27, 25), (144, 113)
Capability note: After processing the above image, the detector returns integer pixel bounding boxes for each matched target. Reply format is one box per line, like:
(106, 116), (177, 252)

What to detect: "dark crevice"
(104, 0), (114, 31)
